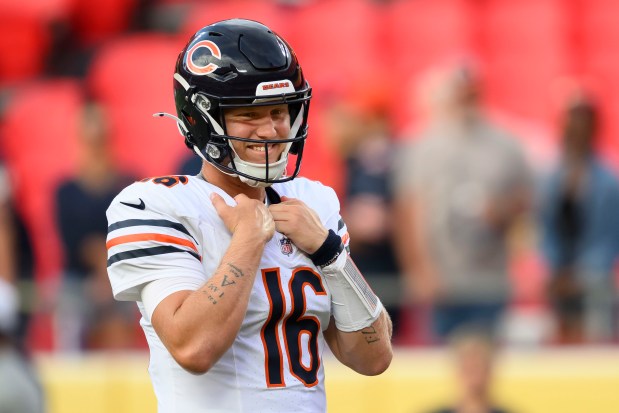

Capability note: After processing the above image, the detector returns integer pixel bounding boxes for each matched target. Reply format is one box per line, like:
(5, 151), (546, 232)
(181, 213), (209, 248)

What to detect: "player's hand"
(210, 192), (275, 243)
(268, 196), (328, 254)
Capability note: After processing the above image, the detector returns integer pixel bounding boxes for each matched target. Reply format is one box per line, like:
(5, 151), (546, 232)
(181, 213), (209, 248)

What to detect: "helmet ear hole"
(204, 139), (230, 163)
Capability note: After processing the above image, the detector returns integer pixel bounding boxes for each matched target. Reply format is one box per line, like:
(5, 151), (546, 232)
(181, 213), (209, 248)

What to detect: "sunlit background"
(1, 0), (618, 412)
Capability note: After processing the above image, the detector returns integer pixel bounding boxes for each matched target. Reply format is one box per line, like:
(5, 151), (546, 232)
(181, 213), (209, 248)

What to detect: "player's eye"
(271, 107), (288, 118)
(237, 112), (257, 119)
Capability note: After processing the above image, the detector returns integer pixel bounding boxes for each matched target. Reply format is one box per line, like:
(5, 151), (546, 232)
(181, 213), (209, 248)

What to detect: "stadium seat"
(385, 0), (474, 77)
(580, 0), (619, 52)
(384, 0), (476, 132)
(479, 0), (571, 122)
(69, 0), (139, 47)
(0, 0), (71, 85)
(481, 0), (569, 57)
(87, 34), (187, 177)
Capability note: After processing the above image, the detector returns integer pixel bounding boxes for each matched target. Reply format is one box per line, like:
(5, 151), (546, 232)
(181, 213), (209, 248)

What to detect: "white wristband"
(320, 252), (383, 332)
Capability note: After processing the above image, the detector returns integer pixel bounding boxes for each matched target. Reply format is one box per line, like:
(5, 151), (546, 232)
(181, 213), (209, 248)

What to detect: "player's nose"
(255, 116), (279, 139)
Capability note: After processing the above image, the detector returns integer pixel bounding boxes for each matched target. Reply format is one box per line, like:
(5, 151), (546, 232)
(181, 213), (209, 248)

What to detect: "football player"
(106, 19), (392, 412)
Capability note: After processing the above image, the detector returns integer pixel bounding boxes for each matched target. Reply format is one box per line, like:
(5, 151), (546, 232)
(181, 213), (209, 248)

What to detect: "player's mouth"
(245, 143), (282, 159)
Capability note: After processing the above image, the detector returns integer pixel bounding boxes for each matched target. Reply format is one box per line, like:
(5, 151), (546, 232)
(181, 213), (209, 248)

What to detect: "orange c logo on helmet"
(186, 40), (222, 75)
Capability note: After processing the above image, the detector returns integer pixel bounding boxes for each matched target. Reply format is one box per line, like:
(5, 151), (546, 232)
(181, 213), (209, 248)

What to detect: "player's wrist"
(308, 230), (343, 267)
(303, 227), (329, 255)
(234, 225), (271, 244)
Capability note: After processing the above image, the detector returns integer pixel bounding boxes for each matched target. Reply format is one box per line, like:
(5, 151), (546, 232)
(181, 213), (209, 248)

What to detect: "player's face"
(224, 104), (291, 164)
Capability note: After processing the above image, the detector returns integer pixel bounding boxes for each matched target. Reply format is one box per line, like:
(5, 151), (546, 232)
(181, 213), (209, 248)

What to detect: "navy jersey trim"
(337, 218), (345, 231)
(107, 245), (201, 267)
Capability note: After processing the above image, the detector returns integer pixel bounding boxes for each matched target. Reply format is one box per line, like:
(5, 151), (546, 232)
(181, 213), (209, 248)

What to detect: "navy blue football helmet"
(160, 19), (311, 187)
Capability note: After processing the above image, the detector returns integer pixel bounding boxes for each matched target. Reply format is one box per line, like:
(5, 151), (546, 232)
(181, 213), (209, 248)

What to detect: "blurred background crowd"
(1, 0), (619, 411)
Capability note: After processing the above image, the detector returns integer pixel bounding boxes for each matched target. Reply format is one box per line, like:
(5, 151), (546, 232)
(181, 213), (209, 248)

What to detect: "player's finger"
(280, 196), (302, 204)
(268, 201), (304, 214)
(210, 192), (231, 217)
(234, 193), (249, 203)
(268, 207), (293, 221)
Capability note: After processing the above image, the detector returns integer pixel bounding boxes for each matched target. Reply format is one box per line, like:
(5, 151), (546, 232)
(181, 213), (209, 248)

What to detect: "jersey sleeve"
(106, 182), (205, 302)
(310, 182), (351, 254)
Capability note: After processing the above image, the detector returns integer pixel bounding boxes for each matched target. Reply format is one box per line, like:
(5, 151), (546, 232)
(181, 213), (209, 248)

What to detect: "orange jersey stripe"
(106, 233), (199, 253)
(341, 232), (350, 246)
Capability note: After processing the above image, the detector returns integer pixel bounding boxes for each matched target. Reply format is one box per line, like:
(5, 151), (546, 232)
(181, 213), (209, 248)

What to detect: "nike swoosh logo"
(120, 198), (145, 210)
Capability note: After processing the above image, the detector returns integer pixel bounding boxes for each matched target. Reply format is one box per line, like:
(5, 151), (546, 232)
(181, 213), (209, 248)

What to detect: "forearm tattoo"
(202, 284), (221, 305)
(360, 326), (380, 344)
(228, 263), (244, 278)
(221, 274), (236, 286)
(201, 263), (245, 305)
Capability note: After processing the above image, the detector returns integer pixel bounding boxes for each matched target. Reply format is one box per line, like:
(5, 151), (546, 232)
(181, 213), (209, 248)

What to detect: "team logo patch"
(279, 237), (294, 256)
(186, 40), (221, 76)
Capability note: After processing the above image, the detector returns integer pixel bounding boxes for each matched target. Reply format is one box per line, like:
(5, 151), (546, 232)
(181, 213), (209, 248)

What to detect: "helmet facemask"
(201, 91), (309, 187)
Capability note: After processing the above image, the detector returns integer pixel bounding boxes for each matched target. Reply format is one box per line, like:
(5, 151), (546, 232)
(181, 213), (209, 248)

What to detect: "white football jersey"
(106, 175), (349, 413)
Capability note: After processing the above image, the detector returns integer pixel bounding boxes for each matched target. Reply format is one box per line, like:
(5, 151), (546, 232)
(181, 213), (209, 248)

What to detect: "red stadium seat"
(0, 14), (48, 85)
(0, 0), (73, 85)
(386, 0), (475, 77)
(384, 0), (476, 132)
(580, 0), (619, 53)
(479, 0), (571, 122)
(88, 34), (187, 177)
(69, 0), (140, 47)
(481, 0), (569, 57)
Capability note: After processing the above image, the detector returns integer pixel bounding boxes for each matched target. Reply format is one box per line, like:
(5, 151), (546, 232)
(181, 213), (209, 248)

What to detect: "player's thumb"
(210, 192), (231, 217)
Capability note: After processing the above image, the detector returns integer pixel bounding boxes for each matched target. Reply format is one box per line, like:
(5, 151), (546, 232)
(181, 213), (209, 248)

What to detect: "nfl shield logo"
(279, 237), (293, 256)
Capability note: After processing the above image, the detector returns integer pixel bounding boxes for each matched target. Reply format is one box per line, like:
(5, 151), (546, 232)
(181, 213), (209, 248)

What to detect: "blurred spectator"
(325, 86), (402, 338)
(54, 101), (137, 351)
(538, 92), (619, 344)
(0, 161), (45, 413)
(426, 328), (511, 413)
(393, 64), (532, 343)
(0, 165), (37, 352)
(177, 152), (202, 176)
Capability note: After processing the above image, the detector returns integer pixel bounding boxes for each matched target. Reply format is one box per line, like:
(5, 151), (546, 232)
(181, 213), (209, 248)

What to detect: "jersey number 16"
(260, 267), (326, 388)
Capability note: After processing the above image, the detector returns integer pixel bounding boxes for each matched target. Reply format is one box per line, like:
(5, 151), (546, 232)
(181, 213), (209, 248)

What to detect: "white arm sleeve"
(140, 276), (204, 322)
(321, 252), (383, 332)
